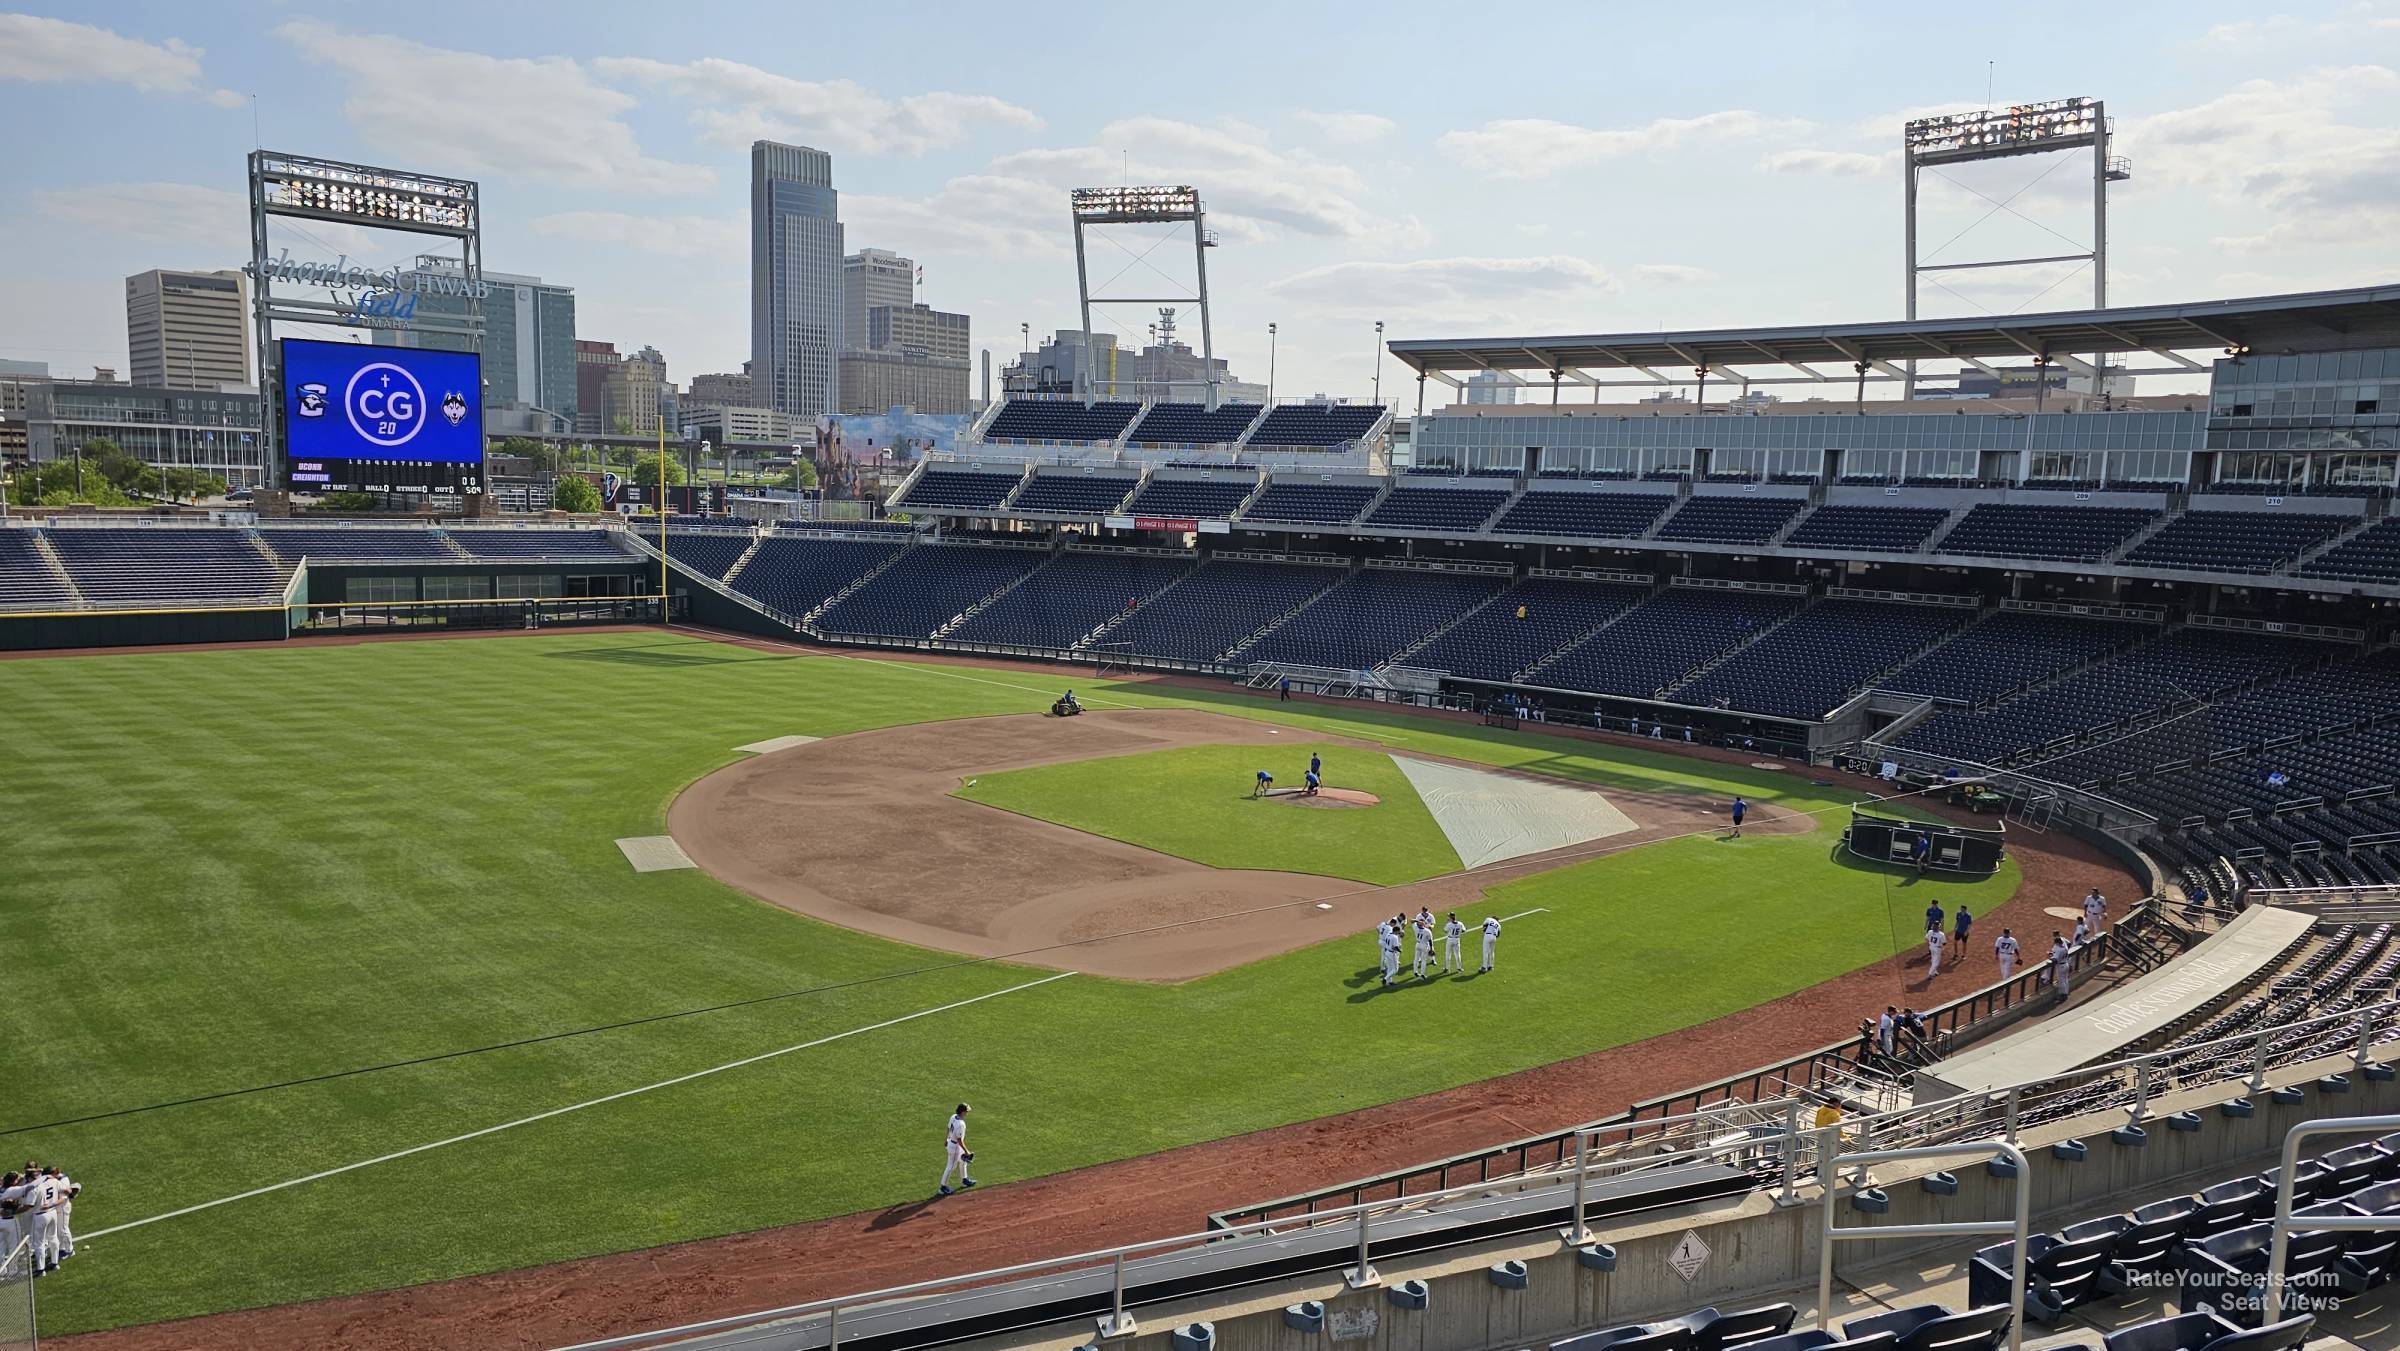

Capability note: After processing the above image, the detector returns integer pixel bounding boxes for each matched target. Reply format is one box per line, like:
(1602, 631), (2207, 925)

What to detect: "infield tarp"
(1392, 756), (1638, 870)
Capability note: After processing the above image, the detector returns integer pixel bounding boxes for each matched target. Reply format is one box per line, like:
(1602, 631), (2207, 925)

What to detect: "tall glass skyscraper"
(751, 141), (843, 421)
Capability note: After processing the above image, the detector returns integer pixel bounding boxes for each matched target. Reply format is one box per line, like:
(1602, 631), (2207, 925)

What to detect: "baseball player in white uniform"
(49, 1168), (74, 1261)
(2083, 889), (2107, 935)
(1443, 912), (1466, 973)
(937, 1103), (977, 1196)
(2049, 934), (2073, 997)
(1379, 922), (1402, 986)
(1411, 916), (1433, 979)
(21, 1169), (60, 1272)
(1994, 929), (2020, 980)
(1925, 925), (1946, 973)
(1480, 915), (1501, 972)
(0, 1173), (22, 1263)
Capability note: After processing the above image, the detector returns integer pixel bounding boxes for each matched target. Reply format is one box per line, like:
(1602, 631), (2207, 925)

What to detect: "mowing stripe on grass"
(81, 971), (1076, 1242)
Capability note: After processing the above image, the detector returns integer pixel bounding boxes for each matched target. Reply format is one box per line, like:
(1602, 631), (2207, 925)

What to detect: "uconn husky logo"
(343, 362), (429, 448)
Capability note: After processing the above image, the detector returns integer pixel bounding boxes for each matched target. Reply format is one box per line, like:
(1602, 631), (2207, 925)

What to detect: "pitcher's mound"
(1272, 787), (1380, 809)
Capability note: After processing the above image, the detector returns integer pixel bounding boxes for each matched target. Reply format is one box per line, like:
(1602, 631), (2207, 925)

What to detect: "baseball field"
(1, 628), (2026, 1339)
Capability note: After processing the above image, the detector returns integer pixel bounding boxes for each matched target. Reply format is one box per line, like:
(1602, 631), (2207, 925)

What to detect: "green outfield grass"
(957, 744), (1460, 884)
(0, 632), (2017, 1335)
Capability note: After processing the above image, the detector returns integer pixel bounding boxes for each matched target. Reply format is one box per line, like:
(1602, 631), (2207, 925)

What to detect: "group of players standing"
(2, 1163), (79, 1276)
(1375, 907), (1500, 985)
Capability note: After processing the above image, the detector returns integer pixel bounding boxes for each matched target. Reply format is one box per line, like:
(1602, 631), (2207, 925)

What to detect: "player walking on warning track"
(1995, 928), (2020, 980)
(1950, 904), (1973, 971)
(1480, 915), (1501, 972)
(1444, 912), (1466, 973)
(1924, 924), (1946, 974)
(937, 1103), (977, 1196)
(1729, 796), (1747, 837)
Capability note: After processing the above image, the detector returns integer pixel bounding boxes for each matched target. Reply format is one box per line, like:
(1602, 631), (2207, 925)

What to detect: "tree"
(612, 415), (634, 436)
(634, 451), (688, 488)
(312, 491), (382, 513)
(6, 457), (136, 507)
(778, 459), (820, 491)
(552, 476), (603, 513)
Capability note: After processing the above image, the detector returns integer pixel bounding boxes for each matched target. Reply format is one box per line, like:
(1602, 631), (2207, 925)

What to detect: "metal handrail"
(2262, 1113), (2400, 1323)
(1818, 1140), (2030, 1351)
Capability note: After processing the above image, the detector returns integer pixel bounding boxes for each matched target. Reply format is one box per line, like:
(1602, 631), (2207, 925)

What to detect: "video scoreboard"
(281, 338), (484, 495)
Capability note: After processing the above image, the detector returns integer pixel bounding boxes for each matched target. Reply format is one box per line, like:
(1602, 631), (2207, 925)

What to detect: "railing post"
(828, 1304), (840, 1351)
(2249, 1030), (2273, 1093)
(1099, 1250), (1135, 1338)
(1777, 1100), (1804, 1205)
(1346, 1202), (1379, 1288)
(1562, 1130), (1591, 1243)
(2003, 1086), (2022, 1143)
(2355, 1008), (2378, 1073)
(2129, 1061), (2153, 1126)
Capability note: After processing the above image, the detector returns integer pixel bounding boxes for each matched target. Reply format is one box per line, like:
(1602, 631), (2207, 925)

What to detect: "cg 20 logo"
(343, 363), (432, 448)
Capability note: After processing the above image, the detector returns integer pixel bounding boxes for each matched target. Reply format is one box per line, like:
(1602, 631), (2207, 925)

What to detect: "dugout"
(1842, 805), (2004, 877)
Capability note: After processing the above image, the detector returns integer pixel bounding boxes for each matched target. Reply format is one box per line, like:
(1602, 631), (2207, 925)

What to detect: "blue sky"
(2, 2), (2395, 401)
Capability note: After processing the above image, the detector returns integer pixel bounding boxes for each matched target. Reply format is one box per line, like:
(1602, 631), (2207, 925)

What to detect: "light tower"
(1902, 97), (2130, 395)
(1069, 186), (1219, 407)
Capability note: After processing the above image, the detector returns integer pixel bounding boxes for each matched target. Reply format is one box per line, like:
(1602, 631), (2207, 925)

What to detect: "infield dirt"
(668, 707), (1807, 981)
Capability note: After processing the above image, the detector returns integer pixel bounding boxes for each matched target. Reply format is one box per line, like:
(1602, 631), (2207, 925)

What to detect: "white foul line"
(82, 971), (1076, 1242)
(1499, 908), (1551, 922)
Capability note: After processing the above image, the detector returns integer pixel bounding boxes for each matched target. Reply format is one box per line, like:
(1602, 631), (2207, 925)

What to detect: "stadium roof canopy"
(1387, 283), (2400, 390)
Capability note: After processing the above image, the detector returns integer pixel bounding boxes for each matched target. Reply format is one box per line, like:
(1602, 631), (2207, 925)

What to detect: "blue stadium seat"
(1102, 559), (1347, 662)
(0, 529), (79, 608)
(1785, 506), (1951, 554)
(1009, 473), (1138, 516)
(1241, 481), (1379, 526)
(1528, 588), (1803, 697)
(981, 400), (1141, 443)
(2125, 511), (2353, 574)
(1124, 402), (1263, 446)
(1245, 404), (1384, 448)
(44, 526), (287, 604)
(1653, 497), (1806, 546)
(1360, 484), (1513, 533)
(1405, 577), (1652, 681)
(727, 536), (905, 617)
(1491, 489), (1674, 540)
(897, 467), (1022, 512)
(1123, 474), (1258, 520)
(816, 544), (1050, 639)
(1937, 504), (2159, 561)
(948, 551), (1195, 650)
(1241, 567), (1510, 669)
(253, 527), (466, 563)
(1670, 600), (1975, 719)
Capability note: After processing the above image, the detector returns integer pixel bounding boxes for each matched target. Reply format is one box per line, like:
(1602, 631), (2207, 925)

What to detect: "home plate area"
(1391, 756), (1638, 868)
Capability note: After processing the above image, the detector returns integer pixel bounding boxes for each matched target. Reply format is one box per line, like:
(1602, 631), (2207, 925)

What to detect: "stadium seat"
(948, 551), (1195, 650)
(1102, 559), (1348, 662)
(1935, 504), (2158, 561)
(445, 530), (634, 560)
(1009, 473), (1138, 515)
(1360, 484), (1513, 533)
(1491, 488), (1674, 539)
(1839, 1304), (2009, 1351)
(816, 544), (1050, 639)
(1124, 402), (1263, 446)
(1124, 474), (1258, 520)
(1240, 567), (1508, 670)
(1967, 1221), (2117, 1322)
(1652, 496), (1806, 546)
(980, 399), (1141, 443)
(1245, 404), (1383, 448)
(253, 527), (466, 563)
(897, 467), (1023, 512)
(0, 529), (80, 608)
(2124, 510), (2353, 574)
(727, 536), (905, 618)
(2103, 1312), (2313, 1351)
(1240, 481), (1379, 525)
(44, 526), (287, 604)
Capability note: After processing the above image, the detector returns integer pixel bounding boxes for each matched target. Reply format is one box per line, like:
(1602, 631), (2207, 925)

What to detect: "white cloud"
(1852, 100), (1991, 142)
(34, 181), (246, 245)
(272, 21), (712, 195)
(1761, 148), (1889, 178)
(1633, 263), (1717, 286)
(1295, 110), (1398, 144)
(594, 57), (1041, 157)
(1265, 255), (1620, 319)
(971, 117), (1422, 247)
(846, 174), (1065, 259)
(0, 13), (240, 105)
(530, 211), (745, 259)
(1439, 111), (1803, 178)
(2124, 65), (2400, 251)
(34, 181), (384, 258)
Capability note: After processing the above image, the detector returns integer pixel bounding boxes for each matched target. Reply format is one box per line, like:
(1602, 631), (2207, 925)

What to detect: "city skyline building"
(844, 248), (913, 353)
(751, 141), (843, 421)
(125, 268), (251, 390)
(377, 259), (579, 431)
